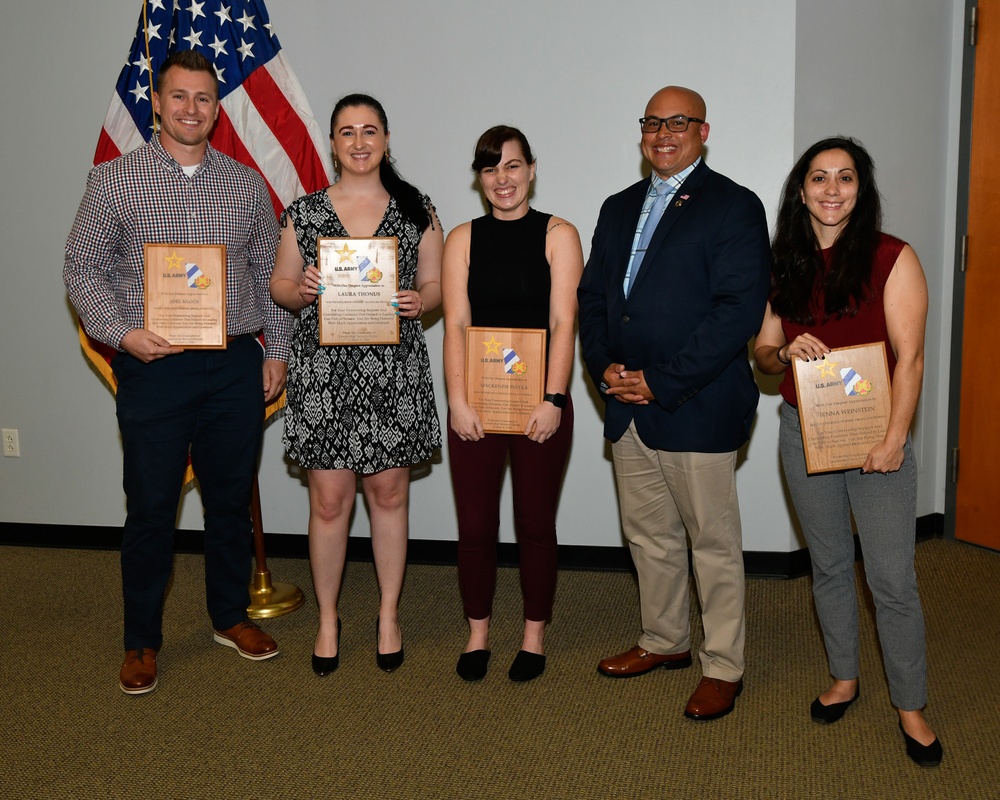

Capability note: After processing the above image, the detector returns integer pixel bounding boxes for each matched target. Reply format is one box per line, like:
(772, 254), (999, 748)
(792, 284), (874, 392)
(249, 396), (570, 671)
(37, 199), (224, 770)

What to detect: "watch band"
(543, 392), (567, 408)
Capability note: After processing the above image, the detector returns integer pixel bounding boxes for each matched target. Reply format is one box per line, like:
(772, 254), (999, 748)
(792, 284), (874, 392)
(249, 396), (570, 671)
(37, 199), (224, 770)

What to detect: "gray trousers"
(779, 401), (927, 710)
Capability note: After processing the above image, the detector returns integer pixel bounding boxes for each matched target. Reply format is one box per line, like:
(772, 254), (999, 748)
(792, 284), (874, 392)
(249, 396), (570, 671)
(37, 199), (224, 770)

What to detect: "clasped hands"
(603, 363), (653, 405)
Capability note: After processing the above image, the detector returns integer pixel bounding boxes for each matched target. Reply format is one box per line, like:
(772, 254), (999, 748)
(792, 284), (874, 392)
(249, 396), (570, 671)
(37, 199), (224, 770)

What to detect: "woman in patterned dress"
(270, 94), (443, 676)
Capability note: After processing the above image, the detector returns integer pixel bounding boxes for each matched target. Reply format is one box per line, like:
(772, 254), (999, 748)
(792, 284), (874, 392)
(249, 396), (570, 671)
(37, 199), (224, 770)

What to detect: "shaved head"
(647, 86), (707, 120)
(641, 86), (710, 179)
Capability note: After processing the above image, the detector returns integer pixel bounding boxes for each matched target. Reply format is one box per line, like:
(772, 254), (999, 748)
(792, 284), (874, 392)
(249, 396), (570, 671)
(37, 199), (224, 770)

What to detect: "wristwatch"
(543, 392), (567, 409)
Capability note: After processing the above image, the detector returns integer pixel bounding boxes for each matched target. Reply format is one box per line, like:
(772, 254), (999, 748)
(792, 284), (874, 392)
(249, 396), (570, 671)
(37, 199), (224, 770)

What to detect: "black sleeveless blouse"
(468, 208), (552, 333)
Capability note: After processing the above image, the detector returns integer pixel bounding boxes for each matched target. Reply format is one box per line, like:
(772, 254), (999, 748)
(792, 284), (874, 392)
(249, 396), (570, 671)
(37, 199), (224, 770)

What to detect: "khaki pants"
(612, 422), (745, 681)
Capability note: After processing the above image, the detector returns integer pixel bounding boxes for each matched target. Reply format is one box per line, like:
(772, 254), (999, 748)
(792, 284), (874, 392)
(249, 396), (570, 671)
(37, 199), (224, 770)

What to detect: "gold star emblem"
(164, 251), (184, 271)
(814, 359), (839, 378)
(482, 336), (502, 356)
(335, 243), (356, 263)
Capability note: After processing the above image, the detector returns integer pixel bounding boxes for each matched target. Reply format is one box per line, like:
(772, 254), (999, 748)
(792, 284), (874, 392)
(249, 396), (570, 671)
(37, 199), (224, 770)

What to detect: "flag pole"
(93, 0), (332, 618)
(247, 474), (304, 619)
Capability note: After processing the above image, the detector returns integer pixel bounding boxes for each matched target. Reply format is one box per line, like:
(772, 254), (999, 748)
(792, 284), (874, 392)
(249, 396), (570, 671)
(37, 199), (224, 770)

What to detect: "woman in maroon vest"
(755, 137), (942, 767)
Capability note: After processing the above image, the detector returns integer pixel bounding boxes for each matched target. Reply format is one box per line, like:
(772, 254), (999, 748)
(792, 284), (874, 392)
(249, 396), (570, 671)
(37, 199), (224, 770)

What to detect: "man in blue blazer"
(578, 86), (770, 720)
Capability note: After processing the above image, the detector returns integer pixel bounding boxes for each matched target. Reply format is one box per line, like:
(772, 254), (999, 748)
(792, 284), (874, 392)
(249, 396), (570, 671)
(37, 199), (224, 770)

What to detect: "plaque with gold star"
(317, 237), (399, 345)
(791, 342), (892, 473)
(143, 243), (227, 348)
(466, 326), (547, 434)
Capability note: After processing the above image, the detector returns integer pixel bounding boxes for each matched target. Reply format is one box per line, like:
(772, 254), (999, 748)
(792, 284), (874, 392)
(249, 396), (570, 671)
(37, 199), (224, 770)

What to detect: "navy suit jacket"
(578, 161), (771, 452)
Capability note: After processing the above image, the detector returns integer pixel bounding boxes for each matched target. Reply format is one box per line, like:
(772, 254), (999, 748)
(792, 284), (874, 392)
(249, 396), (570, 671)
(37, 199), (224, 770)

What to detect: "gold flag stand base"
(248, 569), (304, 619)
(245, 475), (305, 620)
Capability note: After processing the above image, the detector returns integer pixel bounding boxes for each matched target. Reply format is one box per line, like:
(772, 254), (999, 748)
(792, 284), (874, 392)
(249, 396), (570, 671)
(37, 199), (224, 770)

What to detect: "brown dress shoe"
(597, 645), (693, 678)
(684, 676), (744, 720)
(213, 621), (279, 660)
(120, 648), (158, 695)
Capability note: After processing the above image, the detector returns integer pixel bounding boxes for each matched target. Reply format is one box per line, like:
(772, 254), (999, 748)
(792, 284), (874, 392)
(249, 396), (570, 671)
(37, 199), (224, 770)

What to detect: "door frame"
(944, 0), (979, 539)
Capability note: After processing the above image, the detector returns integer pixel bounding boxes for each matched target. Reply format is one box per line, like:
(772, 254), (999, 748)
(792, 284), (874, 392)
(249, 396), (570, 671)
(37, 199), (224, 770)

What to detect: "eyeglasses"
(639, 115), (705, 134)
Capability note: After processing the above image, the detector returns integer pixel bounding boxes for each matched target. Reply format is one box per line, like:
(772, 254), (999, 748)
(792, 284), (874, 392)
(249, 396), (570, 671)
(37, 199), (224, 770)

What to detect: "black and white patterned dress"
(281, 189), (441, 472)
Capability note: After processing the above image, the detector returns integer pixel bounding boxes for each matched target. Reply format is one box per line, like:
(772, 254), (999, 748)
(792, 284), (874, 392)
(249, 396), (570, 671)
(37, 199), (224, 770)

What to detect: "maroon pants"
(448, 398), (573, 622)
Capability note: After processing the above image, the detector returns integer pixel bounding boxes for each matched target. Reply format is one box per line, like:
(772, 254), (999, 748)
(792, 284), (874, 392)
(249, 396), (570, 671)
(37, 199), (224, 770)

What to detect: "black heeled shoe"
(899, 721), (943, 767)
(810, 685), (859, 724)
(456, 649), (491, 682)
(312, 618), (341, 677)
(508, 650), (545, 682)
(376, 618), (404, 673)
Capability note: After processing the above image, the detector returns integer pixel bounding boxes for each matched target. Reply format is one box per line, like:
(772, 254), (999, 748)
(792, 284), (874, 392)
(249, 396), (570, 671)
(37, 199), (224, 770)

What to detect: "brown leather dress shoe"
(684, 676), (744, 720)
(119, 648), (158, 695)
(213, 620), (279, 660)
(597, 645), (693, 678)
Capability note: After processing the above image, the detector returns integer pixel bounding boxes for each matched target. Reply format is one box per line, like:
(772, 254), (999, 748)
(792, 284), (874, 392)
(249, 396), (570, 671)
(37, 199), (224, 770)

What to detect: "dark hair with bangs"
(330, 93), (431, 231)
(471, 126), (535, 172)
(770, 136), (883, 325)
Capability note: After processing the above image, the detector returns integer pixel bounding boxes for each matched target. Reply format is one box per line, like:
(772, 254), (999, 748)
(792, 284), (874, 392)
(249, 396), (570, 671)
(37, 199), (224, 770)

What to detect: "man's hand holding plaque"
(143, 243), (227, 349)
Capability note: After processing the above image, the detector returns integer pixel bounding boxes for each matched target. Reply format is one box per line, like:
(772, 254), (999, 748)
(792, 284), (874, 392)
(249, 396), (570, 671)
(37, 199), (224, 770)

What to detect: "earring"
(384, 151), (390, 164)
(333, 154), (339, 170)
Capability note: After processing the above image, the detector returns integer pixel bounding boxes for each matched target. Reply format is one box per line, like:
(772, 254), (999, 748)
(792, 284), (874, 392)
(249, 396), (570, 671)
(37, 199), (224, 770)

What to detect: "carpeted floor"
(2, 538), (997, 799)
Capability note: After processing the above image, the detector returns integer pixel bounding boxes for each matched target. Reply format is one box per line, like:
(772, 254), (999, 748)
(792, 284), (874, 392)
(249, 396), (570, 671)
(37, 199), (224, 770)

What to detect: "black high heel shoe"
(899, 721), (943, 767)
(376, 618), (404, 673)
(312, 618), (341, 677)
(810, 685), (859, 724)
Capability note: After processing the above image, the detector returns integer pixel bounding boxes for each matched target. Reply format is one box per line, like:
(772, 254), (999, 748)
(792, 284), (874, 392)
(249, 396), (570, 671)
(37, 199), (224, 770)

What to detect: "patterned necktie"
(625, 183), (669, 297)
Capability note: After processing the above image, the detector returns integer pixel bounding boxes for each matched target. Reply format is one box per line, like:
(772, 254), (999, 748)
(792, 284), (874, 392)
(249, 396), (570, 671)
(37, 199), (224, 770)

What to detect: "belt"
(226, 330), (262, 343)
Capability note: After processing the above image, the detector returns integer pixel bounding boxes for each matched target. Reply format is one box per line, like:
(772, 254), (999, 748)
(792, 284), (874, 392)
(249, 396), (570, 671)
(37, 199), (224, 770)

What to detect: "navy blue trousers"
(112, 336), (264, 650)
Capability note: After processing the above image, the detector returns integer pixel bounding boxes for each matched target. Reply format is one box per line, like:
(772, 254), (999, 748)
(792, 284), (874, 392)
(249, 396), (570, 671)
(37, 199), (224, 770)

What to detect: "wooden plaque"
(466, 327), (546, 435)
(143, 243), (227, 349)
(792, 342), (893, 474)
(317, 237), (399, 346)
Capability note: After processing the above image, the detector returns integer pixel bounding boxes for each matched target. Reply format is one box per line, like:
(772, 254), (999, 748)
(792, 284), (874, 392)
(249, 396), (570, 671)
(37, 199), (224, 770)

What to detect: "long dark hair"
(770, 136), (882, 324)
(330, 93), (431, 231)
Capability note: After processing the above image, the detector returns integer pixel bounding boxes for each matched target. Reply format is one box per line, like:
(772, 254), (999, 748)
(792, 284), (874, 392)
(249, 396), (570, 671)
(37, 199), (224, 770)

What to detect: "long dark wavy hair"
(770, 136), (882, 325)
(330, 93), (431, 231)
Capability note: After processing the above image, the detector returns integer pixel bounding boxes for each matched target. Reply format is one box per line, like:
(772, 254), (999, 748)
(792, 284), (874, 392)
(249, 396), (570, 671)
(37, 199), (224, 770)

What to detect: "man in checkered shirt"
(65, 51), (292, 696)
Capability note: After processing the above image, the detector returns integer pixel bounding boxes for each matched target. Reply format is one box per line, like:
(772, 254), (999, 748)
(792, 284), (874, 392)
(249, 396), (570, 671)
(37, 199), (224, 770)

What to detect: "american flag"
(80, 0), (332, 396)
(95, 0), (331, 215)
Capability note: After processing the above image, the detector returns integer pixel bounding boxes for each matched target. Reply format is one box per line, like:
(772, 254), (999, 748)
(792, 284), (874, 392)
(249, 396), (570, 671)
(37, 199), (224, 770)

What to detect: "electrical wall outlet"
(3, 428), (19, 457)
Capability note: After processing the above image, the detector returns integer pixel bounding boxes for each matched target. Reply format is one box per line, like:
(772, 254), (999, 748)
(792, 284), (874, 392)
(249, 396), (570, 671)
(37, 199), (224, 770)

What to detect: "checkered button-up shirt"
(64, 136), (292, 361)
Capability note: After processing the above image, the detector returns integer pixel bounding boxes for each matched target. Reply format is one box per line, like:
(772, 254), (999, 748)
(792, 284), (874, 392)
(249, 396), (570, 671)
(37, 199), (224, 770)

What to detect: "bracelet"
(416, 301), (424, 319)
(776, 346), (791, 365)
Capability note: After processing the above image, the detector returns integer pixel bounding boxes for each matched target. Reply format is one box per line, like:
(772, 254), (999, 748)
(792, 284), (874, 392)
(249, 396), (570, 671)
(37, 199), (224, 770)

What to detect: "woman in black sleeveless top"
(442, 126), (583, 683)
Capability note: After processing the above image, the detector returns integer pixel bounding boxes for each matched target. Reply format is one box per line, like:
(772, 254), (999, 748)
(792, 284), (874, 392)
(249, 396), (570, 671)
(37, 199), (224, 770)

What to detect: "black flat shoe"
(457, 649), (491, 682)
(312, 618), (341, 677)
(376, 618), (404, 673)
(899, 721), (943, 767)
(810, 686), (859, 724)
(508, 650), (545, 683)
